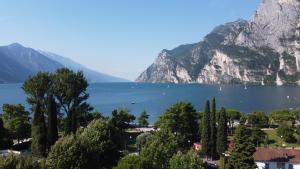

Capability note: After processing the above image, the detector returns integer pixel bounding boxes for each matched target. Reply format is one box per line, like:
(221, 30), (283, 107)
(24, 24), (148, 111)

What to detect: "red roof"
(253, 148), (300, 163)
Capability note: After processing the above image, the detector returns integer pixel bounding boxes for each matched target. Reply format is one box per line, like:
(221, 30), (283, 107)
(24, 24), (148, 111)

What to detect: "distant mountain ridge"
(0, 43), (127, 83)
(136, 0), (300, 85)
(39, 51), (128, 82)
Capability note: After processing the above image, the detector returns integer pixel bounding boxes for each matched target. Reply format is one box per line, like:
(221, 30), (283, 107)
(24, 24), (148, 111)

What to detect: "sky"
(0, 0), (261, 81)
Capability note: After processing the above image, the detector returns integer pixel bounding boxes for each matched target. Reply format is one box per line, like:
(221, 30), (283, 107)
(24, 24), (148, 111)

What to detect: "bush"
(277, 124), (296, 143)
(136, 132), (152, 151)
(113, 155), (142, 169)
(247, 112), (269, 128)
(46, 119), (120, 169)
(169, 149), (206, 169)
(0, 155), (42, 169)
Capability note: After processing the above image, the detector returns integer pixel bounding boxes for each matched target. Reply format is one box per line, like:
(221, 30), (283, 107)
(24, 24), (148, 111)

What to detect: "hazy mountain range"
(136, 0), (300, 85)
(0, 43), (127, 83)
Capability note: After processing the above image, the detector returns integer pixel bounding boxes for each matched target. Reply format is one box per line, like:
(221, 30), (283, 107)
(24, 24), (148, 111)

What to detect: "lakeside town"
(0, 68), (300, 169)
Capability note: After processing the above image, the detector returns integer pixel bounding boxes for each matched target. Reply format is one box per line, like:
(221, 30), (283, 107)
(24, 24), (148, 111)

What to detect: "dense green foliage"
(276, 123), (296, 143)
(250, 127), (267, 146)
(156, 102), (199, 148)
(136, 132), (152, 151)
(113, 155), (142, 169)
(47, 94), (58, 148)
(201, 100), (211, 156)
(31, 103), (47, 157)
(226, 109), (242, 133)
(248, 111), (269, 128)
(169, 150), (205, 169)
(217, 107), (228, 156)
(0, 118), (13, 149)
(226, 125), (256, 169)
(53, 68), (92, 134)
(2, 104), (31, 142)
(210, 98), (217, 159)
(138, 111), (149, 127)
(23, 72), (52, 157)
(139, 129), (179, 169)
(0, 155), (44, 169)
(46, 119), (120, 169)
(110, 109), (135, 131)
(270, 110), (293, 125)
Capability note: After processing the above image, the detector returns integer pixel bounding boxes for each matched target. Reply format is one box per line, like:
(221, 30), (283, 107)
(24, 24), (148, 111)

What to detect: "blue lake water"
(1, 83), (300, 123)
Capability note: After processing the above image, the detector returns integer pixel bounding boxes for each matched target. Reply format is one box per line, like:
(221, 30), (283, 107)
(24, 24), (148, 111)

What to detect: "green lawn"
(263, 129), (300, 148)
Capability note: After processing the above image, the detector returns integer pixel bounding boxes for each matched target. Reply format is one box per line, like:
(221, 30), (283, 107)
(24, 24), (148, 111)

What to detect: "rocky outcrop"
(136, 0), (300, 85)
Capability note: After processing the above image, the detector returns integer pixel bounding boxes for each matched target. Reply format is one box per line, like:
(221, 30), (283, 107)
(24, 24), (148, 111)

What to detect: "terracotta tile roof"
(253, 148), (300, 163)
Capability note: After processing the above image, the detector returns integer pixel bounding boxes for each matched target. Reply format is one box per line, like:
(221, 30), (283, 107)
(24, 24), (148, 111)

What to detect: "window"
(288, 164), (293, 169)
(265, 163), (269, 169)
(277, 162), (285, 169)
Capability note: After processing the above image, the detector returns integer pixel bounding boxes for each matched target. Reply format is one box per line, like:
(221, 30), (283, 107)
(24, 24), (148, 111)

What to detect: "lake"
(1, 83), (300, 123)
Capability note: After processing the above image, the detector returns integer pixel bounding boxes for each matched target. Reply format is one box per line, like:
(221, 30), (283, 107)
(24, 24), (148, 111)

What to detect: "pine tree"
(201, 100), (211, 157)
(210, 97), (217, 159)
(226, 125), (256, 169)
(31, 103), (47, 157)
(217, 107), (228, 156)
(47, 94), (58, 148)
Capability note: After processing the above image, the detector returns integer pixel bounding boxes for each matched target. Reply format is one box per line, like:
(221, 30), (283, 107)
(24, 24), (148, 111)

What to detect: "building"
(193, 142), (202, 151)
(254, 148), (300, 169)
(0, 150), (21, 157)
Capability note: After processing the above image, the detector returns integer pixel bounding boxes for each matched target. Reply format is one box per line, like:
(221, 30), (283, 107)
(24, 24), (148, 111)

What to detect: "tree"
(139, 129), (179, 169)
(201, 100), (211, 157)
(226, 125), (256, 169)
(247, 111), (269, 128)
(156, 102), (199, 148)
(53, 68), (92, 134)
(270, 110), (293, 125)
(217, 107), (228, 156)
(169, 149), (206, 169)
(276, 123), (296, 143)
(226, 110), (242, 133)
(31, 103), (47, 157)
(46, 119), (120, 169)
(138, 111), (149, 127)
(2, 104), (31, 142)
(0, 118), (13, 149)
(136, 132), (152, 151)
(23, 72), (52, 157)
(250, 127), (266, 147)
(0, 155), (42, 169)
(47, 94), (58, 148)
(110, 109), (135, 131)
(210, 97), (217, 159)
(113, 155), (142, 169)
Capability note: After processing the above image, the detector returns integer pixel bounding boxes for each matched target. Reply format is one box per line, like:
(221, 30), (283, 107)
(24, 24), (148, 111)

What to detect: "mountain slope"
(0, 43), (127, 83)
(39, 51), (128, 82)
(136, 0), (300, 85)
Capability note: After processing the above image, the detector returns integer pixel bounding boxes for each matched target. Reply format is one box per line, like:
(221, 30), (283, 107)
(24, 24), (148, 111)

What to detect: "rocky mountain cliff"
(136, 0), (300, 85)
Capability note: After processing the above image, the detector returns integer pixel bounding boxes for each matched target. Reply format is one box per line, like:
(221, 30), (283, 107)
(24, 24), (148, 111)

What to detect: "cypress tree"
(0, 118), (12, 149)
(31, 103), (47, 157)
(47, 94), (58, 148)
(226, 125), (256, 169)
(201, 100), (211, 157)
(217, 107), (228, 156)
(210, 97), (217, 159)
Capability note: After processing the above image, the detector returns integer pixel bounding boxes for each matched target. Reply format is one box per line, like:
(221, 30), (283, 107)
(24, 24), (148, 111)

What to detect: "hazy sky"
(0, 0), (261, 80)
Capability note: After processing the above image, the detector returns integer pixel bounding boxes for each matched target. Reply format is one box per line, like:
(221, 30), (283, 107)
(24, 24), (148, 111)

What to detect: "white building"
(254, 148), (300, 169)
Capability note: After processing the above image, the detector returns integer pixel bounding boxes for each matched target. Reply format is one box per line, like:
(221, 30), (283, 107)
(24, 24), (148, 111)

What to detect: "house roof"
(253, 148), (300, 163)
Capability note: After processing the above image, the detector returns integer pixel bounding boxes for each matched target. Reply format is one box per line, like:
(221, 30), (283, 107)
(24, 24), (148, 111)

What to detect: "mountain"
(0, 43), (127, 83)
(136, 0), (300, 85)
(39, 51), (128, 83)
